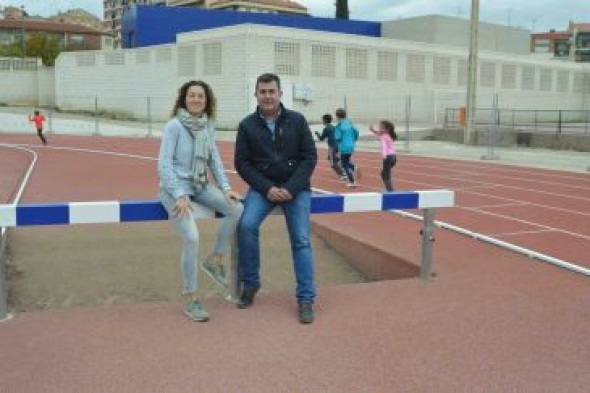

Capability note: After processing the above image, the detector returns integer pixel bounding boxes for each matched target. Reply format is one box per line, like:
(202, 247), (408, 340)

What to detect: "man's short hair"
(322, 114), (332, 123)
(335, 108), (346, 119)
(256, 73), (281, 91)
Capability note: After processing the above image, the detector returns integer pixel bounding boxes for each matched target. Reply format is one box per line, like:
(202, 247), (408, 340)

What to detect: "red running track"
(2, 133), (589, 269)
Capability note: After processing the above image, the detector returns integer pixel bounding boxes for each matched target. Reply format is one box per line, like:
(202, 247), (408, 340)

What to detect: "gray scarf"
(177, 108), (212, 189)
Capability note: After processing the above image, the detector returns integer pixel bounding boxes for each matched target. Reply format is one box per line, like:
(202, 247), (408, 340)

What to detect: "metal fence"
(444, 108), (590, 135)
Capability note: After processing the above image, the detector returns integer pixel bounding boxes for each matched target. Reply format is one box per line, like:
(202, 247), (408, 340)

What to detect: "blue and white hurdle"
(0, 190), (454, 320)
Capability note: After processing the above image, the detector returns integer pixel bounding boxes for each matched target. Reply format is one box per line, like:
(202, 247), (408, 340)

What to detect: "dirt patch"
(6, 217), (366, 312)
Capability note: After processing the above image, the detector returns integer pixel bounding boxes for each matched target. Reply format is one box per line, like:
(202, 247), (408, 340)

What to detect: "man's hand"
(267, 186), (292, 202)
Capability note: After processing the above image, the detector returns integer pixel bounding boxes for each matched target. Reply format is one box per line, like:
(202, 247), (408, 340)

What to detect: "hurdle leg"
(0, 235), (12, 322)
(229, 234), (240, 303)
(420, 208), (436, 280)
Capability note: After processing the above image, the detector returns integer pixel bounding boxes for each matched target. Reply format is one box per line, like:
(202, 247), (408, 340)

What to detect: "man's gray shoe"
(201, 259), (229, 287)
(298, 302), (314, 324)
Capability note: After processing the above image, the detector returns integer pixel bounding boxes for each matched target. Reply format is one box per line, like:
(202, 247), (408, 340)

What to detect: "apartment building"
(104, 1), (165, 49)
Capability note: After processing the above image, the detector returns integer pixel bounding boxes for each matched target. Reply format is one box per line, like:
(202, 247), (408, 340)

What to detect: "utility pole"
(20, 5), (26, 58)
(464, 0), (479, 144)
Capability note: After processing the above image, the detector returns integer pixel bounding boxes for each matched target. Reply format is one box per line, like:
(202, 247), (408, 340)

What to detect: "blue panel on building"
(122, 6), (381, 48)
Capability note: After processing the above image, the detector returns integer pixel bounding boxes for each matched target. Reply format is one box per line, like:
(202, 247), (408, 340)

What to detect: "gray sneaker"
(184, 301), (209, 322)
(201, 259), (229, 287)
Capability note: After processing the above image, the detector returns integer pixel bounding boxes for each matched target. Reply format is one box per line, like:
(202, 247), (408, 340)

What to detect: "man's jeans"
(238, 189), (316, 304)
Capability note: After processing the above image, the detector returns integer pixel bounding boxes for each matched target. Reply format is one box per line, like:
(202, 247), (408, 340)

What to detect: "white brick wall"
(1, 24), (589, 129)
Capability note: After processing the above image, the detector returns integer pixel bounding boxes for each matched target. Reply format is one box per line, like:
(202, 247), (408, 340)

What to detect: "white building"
(49, 23), (589, 128)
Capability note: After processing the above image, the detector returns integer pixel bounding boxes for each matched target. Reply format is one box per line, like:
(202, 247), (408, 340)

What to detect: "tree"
(335, 0), (349, 19)
(25, 32), (60, 66)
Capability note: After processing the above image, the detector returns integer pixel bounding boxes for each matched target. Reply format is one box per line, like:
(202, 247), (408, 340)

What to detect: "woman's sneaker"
(185, 301), (209, 322)
(201, 259), (229, 287)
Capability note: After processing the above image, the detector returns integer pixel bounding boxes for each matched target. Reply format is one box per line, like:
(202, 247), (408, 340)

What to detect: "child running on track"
(334, 108), (361, 187)
(315, 113), (345, 180)
(28, 110), (48, 145)
(370, 120), (397, 191)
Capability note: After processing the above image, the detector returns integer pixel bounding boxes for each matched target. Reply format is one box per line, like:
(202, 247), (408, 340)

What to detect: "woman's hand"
(172, 196), (192, 218)
(225, 190), (242, 204)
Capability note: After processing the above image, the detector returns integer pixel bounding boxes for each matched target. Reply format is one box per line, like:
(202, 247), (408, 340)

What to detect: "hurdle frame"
(0, 190), (454, 320)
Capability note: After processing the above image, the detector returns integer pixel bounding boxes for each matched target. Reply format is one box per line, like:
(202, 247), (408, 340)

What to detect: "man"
(234, 73), (317, 324)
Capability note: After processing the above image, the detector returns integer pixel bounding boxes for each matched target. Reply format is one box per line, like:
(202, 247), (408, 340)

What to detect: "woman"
(158, 80), (243, 322)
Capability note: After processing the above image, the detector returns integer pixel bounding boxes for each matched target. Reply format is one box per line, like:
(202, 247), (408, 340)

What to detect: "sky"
(2, 0), (589, 32)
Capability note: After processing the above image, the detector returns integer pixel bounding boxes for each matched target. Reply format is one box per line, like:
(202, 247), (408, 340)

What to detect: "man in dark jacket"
(234, 73), (317, 324)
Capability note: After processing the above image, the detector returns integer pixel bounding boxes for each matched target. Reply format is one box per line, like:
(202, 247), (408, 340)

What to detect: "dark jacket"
(315, 123), (338, 149)
(234, 104), (317, 198)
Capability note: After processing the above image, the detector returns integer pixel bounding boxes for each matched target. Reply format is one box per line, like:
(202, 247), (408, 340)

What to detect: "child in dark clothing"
(315, 114), (345, 179)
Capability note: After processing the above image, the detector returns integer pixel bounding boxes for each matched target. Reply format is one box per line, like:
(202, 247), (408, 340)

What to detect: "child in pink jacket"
(370, 120), (397, 191)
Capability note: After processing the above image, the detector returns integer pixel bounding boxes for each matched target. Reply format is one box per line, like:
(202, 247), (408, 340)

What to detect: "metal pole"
(146, 96), (152, 138)
(464, 0), (480, 145)
(404, 94), (411, 152)
(93, 96), (99, 136)
(229, 234), (239, 303)
(482, 94), (499, 160)
(0, 230), (12, 322)
(420, 208), (436, 280)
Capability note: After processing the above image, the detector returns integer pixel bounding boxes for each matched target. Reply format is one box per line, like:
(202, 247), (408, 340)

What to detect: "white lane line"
(487, 229), (556, 237)
(461, 206), (590, 241)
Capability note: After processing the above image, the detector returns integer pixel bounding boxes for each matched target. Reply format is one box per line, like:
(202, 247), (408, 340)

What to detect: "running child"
(28, 110), (48, 145)
(370, 120), (397, 191)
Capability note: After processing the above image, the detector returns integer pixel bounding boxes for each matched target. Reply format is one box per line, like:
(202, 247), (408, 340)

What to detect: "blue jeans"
(238, 189), (316, 304)
(160, 187), (243, 295)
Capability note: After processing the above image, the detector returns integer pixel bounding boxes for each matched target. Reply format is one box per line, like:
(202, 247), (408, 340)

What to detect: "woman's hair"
(34, 110), (39, 115)
(322, 114), (332, 123)
(381, 120), (397, 140)
(171, 80), (216, 119)
(335, 108), (346, 119)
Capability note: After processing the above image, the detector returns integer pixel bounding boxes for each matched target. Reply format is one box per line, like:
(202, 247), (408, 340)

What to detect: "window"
(104, 51), (124, 65)
(76, 53), (96, 67)
(534, 39), (550, 53)
(177, 44), (196, 77)
(501, 64), (516, 89)
(539, 68), (552, 91)
(521, 66), (535, 90)
(406, 53), (425, 83)
(433, 56), (451, 84)
(556, 71), (569, 92)
(203, 42), (222, 75)
(311, 44), (335, 77)
(274, 42), (299, 75)
(377, 51), (397, 81)
(346, 48), (367, 79)
(480, 62), (496, 87)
